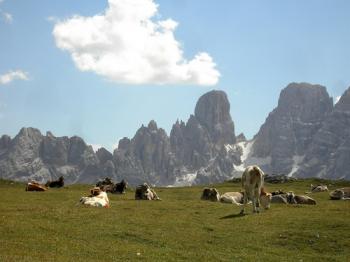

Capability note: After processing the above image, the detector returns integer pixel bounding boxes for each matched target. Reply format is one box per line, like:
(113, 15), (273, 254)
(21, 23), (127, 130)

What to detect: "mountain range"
(1, 82), (349, 185)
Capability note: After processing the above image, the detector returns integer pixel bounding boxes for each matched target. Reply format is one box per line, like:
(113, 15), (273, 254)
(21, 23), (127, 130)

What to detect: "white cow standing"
(240, 165), (266, 214)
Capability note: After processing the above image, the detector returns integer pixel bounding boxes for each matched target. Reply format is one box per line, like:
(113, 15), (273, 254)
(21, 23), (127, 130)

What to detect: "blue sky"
(1, 0), (350, 151)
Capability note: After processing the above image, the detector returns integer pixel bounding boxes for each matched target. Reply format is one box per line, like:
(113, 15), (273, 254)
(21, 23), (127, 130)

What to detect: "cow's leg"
(240, 191), (248, 215)
(253, 188), (260, 213)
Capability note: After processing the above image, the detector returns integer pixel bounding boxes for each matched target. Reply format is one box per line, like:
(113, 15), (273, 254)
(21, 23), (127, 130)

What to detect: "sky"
(1, 0), (350, 151)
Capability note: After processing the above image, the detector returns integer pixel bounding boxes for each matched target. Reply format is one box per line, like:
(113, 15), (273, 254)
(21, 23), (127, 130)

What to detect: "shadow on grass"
(220, 213), (245, 219)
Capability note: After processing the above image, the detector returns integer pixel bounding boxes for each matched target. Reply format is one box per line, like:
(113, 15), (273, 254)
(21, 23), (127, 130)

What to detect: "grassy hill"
(0, 179), (349, 261)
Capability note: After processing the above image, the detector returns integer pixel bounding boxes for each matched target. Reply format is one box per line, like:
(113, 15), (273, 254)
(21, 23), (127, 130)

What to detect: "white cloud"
(0, 70), (29, 85)
(53, 0), (220, 86)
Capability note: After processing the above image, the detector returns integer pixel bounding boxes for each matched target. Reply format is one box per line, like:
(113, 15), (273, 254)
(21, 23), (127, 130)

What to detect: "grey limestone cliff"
(250, 83), (333, 174)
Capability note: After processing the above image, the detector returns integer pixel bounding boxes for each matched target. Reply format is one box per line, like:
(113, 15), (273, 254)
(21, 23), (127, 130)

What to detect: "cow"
(79, 187), (110, 208)
(240, 165), (271, 214)
(45, 176), (64, 188)
(260, 188), (272, 209)
(271, 189), (286, 196)
(201, 188), (220, 202)
(221, 190), (272, 208)
(294, 195), (317, 205)
(271, 194), (288, 204)
(286, 192), (316, 205)
(25, 181), (48, 192)
(135, 183), (161, 200)
(114, 179), (128, 194)
(310, 184), (328, 193)
(96, 177), (113, 188)
(329, 187), (350, 200)
(220, 192), (244, 205)
(98, 178), (128, 194)
(100, 184), (114, 193)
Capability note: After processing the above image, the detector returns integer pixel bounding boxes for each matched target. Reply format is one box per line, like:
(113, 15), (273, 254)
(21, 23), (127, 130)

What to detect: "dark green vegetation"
(1, 179), (349, 261)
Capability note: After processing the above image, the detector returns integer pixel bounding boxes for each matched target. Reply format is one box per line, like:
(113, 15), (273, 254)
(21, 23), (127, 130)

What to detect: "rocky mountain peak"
(296, 86), (350, 180)
(46, 131), (55, 138)
(0, 135), (11, 151)
(194, 90), (236, 145)
(236, 133), (246, 143)
(277, 83), (333, 121)
(118, 137), (131, 151)
(148, 120), (158, 130)
(17, 127), (42, 142)
(96, 147), (113, 165)
(335, 86), (350, 112)
(251, 82), (333, 174)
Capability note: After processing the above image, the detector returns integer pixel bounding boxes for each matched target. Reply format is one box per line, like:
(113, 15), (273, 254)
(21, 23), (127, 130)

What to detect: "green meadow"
(0, 179), (349, 261)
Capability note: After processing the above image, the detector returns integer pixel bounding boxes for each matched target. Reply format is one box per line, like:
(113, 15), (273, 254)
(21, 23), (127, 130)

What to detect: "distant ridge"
(1, 84), (350, 185)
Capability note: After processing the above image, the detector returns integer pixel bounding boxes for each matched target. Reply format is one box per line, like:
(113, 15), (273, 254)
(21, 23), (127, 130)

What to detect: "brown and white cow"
(240, 165), (271, 214)
(79, 187), (110, 208)
(135, 183), (161, 200)
(25, 181), (48, 192)
(329, 187), (350, 200)
(201, 188), (220, 202)
(286, 192), (316, 205)
(310, 184), (328, 193)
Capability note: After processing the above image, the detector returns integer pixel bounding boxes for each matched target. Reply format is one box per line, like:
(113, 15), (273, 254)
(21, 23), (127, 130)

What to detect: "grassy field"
(0, 179), (349, 261)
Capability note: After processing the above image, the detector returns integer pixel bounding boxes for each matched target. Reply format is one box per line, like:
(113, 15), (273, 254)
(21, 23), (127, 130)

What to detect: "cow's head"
(260, 188), (272, 209)
(286, 191), (297, 204)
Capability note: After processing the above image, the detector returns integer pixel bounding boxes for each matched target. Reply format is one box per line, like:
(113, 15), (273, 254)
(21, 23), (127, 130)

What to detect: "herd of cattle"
(201, 165), (350, 214)
(24, 165), (350, 213)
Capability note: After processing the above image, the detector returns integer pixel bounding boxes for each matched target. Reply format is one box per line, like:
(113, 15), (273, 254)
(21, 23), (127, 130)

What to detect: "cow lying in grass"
(271, 191), (316, 205)
(310, 184), (328, 192)
(220, 190), (272, 209)
(220, 192), (244, 205)
(25, 181), (48, 192)
(96, 177), (113, 187)
(201, 188), (220, 202)
(45, 176), (64, 188)
(286, 192), (316, 205)
(271, 194), (288, 204)
(97, 178), (128, 194)
(329, 187), (350, 200)
(135, 183), (161, 200)
(114, 179), (128, 194)
(79, 187), (110, 208)
(240, 165), (271, 214)
(305, 184), (329, 194)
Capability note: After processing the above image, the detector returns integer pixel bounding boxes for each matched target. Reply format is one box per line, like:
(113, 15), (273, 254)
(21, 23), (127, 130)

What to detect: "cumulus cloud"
(0, 70), (29, 85)
(53, 0), (220, 86)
